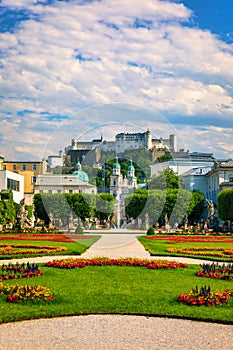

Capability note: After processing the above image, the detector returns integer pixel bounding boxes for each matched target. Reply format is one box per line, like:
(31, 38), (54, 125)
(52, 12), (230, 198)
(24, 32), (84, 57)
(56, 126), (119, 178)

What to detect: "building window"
(229, 177), (233, 183)
(12, 164), (17, 171)
(7, 178), (20, 191)
(57, 190), (61, 193)
(32, 164), (37, 171)
(3, 165), (6, 170)
(22, 164), (26, 171)
(69, 189), (73, 193)
(79, 189), (82, 193)
(48, 190), (52, 193)
(39, 190), (43, 193)
(32, 176), (37, 184)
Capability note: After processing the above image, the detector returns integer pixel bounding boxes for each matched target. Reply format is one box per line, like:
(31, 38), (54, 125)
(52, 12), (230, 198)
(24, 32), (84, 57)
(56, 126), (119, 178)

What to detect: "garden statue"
(165, 213), (170, 232)
(16, 198), (34, 230)
(206, 199), (215, 227)
(145, 213), (149, 229)
(184, 213), (188, 230)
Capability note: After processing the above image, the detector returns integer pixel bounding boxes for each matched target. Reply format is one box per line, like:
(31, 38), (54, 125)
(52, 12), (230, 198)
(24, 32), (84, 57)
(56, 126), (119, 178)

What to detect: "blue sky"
(0, 0), (232, 160)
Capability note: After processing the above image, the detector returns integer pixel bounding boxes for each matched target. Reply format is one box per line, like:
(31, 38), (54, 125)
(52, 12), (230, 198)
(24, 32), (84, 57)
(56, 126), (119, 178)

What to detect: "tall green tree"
(95, 193), (114, 223)
(187, 190), (205, 224)
(125, 190), (148, 219)
(0, 190), (17, 225)
(148, 168), (182, 190)
(217, 189), (233, 223)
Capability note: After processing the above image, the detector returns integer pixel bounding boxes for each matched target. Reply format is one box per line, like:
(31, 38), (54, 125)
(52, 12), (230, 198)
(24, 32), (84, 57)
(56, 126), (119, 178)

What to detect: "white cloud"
(0, 0), (232, 160)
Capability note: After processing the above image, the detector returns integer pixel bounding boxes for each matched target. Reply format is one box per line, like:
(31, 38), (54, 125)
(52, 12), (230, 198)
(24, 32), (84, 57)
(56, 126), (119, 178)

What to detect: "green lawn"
(0, 235), (100, 259)
(0, 264), (232, 324)
(138, 236), (233, 262)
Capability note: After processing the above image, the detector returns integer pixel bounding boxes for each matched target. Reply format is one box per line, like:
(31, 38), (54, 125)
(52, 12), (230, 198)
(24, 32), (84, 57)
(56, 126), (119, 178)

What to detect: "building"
(205, 160), (233, 204)
(47, 151), (63, 170)
(34, 162), (97, 195)
(110, 157), (137, 198)
(182, 167), (212, 198)
(2, 160), (47, 205)
(0, 170), (24, 204)
(109, 157), (138, 228)
(150, 152), (216, 177)
(63, 131), (177, 166)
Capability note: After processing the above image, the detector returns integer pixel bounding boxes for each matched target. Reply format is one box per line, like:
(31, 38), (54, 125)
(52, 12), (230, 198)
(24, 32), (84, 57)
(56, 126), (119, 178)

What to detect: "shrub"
(147, 226), (155, 235)
(75, 223), (84, 234)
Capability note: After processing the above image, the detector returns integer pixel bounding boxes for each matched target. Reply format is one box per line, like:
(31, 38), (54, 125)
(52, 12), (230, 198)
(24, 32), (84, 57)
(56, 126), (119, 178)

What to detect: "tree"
(125, 190), (148, 219)
(144, 190), (166, 223)
(95, 193), (114, 223)
(0, 190), (17, 226)
(148, 168), (182, 190)
(217, 189), (233, 223)
(66, 193), (95, 221)
(187, 190), (205, 224)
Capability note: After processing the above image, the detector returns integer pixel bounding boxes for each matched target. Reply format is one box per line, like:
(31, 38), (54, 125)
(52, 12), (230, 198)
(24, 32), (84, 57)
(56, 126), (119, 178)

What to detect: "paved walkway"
(0, 232), (232, 350)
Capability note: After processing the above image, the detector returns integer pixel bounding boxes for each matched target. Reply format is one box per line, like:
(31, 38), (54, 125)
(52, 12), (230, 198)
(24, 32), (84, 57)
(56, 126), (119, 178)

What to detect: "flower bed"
(0, 283), (54, 303)
(196, 262), (233, 280)
(0, 233), (93, 243)
(178, 286), (232, 306)
(146, 235), (233, 243)
(0, 262), (42, 280)
(0, 243), (67, 256)
(167, 247), (233, 259)
(45, 257), (188, 269)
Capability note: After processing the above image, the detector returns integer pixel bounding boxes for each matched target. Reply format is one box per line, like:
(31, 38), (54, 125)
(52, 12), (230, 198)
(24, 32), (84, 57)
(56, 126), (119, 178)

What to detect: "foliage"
(0, 262), (42, 280)
(94, 193), (114, 223)
(178, 286), (231, 306)
(25, 205), (33, 219)
(33, 193), (50, 225)
(125, 190), (148, 219)
(0, 234), (100, 258)
(45, 257), (188, 269)
(147, 226), (155, 235)
(0, 265), (233, 324)
(148, 168), (181, 190)
(186, 190), (205, 224)
(0, 190), (16, 225)
(138, 235), (233, 262)
(156, 154), (173, 162)
(75, 222), (84, 234)
(0, 283), (54, 303)
(97, 149), (152, 189)
(196, 262), (233, 280)
(167, 247), (233, 259)
(217, 189), (233, 222)
(125, 187), (201, 226)
(0, 242), (67, 256)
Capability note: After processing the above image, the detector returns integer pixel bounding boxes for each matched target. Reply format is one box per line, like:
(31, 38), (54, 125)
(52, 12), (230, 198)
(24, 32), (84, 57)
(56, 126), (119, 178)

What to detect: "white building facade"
(34, 174), (97, 195)
(0, 170), (24, 204)
(205, 160), (233, 204)
(151, 152), (216, 177)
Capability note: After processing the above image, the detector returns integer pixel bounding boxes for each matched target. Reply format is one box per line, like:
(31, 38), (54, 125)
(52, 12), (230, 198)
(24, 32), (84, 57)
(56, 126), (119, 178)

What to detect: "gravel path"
(0, 232), (232, 349)
(0, 315), (232, 350)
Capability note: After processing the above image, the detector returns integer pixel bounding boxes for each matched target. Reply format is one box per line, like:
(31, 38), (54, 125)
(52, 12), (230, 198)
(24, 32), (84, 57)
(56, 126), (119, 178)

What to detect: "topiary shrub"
(75, 222), (84, 234)
(147, 226), (155, 235)
(90, 222), (96, 230)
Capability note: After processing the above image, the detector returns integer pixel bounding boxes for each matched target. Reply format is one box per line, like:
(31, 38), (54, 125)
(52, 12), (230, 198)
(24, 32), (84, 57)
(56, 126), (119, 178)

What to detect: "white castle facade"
(65, 130), (177, 155)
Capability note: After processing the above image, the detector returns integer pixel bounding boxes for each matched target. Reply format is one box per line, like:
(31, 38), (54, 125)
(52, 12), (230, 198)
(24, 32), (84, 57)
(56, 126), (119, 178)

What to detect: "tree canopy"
(148, 168), (182, 190)
(217, 189), (233, 222)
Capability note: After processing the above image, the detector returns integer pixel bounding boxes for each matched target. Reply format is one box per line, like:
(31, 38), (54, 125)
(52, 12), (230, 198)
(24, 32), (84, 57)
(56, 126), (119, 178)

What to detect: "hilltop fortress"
(63, 130), (177, 165)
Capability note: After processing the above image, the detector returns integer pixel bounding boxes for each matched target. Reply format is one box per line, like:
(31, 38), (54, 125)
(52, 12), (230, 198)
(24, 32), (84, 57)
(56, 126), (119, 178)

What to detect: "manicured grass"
(0, 264), (232, 324)
(138, 236), (233, 262)
(0, 235), (101, 259)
